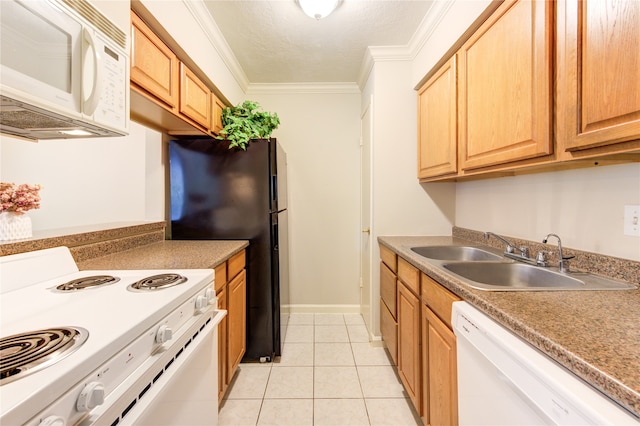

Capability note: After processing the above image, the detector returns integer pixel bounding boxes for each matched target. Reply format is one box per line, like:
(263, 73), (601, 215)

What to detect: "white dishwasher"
(452, 301), (639, 425)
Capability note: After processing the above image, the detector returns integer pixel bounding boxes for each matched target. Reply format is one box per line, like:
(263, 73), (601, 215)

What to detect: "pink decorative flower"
(0, 182), (42, 213)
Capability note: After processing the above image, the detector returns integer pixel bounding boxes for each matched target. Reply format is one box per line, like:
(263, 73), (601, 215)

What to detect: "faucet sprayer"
(542, 233), (574, 273)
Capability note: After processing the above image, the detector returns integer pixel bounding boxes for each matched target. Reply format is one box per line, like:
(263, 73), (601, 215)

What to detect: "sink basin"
(411, 246), (504, 262)
(442, 262), (636, 291)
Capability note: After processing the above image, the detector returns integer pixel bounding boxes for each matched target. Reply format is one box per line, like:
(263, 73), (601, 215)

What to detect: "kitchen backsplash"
(453, 227), (640, 285)
(0, 222), (165, 262)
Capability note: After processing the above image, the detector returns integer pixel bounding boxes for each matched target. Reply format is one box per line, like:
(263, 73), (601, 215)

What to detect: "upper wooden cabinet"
(179, 62), (210, 129)
(556, 0), (640, 153)
(458, 0), (553, 170)
(211, 94), (225, 135)
(130, 12), (179, 108)
(418, 56), (458, 179)
(418, 0), (640, 182)
(129, 9), (227, 137)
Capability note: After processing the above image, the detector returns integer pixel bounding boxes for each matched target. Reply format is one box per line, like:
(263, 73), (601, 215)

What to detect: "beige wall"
(364, 60), (455, 335)
(456, 164), (640, 261)
(248, 89), (362, 310)
(0, 122), (164, 231)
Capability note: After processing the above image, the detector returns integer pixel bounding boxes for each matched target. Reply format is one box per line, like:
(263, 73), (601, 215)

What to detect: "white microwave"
(0, 0), (129, 140)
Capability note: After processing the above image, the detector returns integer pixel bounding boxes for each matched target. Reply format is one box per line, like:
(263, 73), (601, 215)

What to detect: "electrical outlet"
(624, 205), (640, 237)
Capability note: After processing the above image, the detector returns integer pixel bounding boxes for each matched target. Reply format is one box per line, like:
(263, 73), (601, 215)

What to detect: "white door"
(360, 97), (373, 335)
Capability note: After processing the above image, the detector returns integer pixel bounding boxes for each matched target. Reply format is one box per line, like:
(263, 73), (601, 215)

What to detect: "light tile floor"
(219, 313), (422, 426)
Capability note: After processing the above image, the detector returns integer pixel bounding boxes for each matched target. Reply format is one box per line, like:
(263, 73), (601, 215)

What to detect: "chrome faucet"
(484, 232), (523, 254)
(484, 232), (535, 264)
(542, 233), (573, 273)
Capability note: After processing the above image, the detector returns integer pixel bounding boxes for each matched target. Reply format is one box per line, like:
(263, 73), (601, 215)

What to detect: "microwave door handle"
(82, 28), (102, 116)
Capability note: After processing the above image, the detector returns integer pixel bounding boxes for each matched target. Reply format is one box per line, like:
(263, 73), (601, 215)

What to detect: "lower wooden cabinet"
(379, 244), (460, 423)
(380, 261), (398, 364)
(216, 249), (246, 403)
(421, 272), (460, 425)
(227, 269), (246, 376)
(217, 285), (228, 403)
(397, 274), (422, 415)
(422, 304), (458, 426)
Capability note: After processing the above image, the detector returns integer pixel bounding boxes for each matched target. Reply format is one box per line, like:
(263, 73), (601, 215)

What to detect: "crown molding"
(185, 0), (455, 94)
(356, 0), (455, 90)
(407, 1), (455, 57)
(356, 45), (413, 89)
(182, 0), (250, 93)
(247, 83), (361, 95)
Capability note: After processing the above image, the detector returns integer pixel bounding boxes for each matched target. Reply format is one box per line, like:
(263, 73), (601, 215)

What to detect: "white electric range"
(1, 246), (224, 426)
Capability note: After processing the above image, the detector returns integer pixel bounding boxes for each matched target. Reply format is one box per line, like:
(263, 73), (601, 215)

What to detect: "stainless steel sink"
(411, 246), (504, 261)
(442, 262), (637, 291)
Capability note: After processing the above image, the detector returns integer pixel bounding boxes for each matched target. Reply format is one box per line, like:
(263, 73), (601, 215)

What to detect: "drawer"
(380, 299), (398, 365)
(398, 257), (420, 295)
(214, 262), (227, 292)
(228, 250), (246, 279)
(421, 273), (460, 329)
(380, 262), (397, 318)
(380, 244), (397, 272)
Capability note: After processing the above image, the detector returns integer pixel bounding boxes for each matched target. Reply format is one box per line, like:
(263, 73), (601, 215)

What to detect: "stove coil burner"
(55, 275), (120, 291)
(128, 273), (188, 291)
(0, 327), (88, 385)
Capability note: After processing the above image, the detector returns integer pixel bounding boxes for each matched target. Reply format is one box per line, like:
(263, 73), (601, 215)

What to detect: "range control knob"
(76, 381), (105, 412)
(195, 294), (208, 310)
(156, 324), (173, 344)
(39, 416), (66, 426)
(205, 288), (216, 304)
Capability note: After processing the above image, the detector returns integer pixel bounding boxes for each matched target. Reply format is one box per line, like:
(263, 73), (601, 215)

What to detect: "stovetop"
(0, 247), (214, 424)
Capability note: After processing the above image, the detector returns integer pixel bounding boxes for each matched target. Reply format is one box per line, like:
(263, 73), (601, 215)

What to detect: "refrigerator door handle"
(273, 221), (279, 250)
(271, 175), (278, 207)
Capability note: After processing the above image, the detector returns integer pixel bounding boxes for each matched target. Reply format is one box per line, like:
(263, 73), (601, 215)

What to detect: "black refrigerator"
(169, 138), (289, 361)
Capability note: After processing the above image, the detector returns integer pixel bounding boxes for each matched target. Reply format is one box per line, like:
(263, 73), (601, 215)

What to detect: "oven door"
(83, 307), (226, 426)
(130, 314), (222, 426)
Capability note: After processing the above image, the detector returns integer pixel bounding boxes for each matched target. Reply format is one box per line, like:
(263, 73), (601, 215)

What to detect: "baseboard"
(284, 304), (361, 314)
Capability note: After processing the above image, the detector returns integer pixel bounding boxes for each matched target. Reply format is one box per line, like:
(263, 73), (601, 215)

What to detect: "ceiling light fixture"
(296, 0), (341, 20)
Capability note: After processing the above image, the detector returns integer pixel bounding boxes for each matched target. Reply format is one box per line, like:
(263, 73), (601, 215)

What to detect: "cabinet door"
(458, 0), (553, 170)
(421, 273), (460, 330)
(211, 94), (225, 135)
(418, 55), (458, 179)
(380, 262), (397, 318)
(217, 285), (228, 403)
(380, 297), (398, 365)
(380, 244), (397, 273)
(227, 269), (246, 380)
(557, 0), (640, 152)
(130, 12), (178, 108)
(422, 305), (458, 426)
(398, 282), (422, 414)
(179, 63), (211, 128)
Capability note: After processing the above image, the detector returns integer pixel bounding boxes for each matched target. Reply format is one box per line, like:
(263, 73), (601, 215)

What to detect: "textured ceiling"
(203, 1), (434, 84)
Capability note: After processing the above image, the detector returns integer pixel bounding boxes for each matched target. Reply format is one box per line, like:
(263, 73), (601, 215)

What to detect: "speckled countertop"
(379, 234), (640, 420)
(77, 240), (248, 270)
